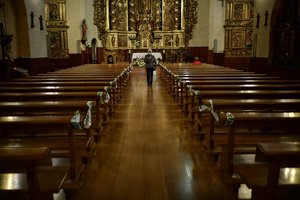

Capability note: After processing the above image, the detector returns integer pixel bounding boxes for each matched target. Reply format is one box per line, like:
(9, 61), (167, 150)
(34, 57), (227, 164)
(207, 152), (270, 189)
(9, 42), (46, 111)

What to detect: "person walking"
(144, 49), (157, 86)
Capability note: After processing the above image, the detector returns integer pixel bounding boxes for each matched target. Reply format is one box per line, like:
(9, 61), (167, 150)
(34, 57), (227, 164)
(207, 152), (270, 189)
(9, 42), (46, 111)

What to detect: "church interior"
(1, 0), (300, 200)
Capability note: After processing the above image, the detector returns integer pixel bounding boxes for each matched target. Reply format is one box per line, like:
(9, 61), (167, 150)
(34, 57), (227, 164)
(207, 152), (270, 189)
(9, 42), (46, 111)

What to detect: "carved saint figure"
(234, 4), (243, 20)
(49, 4), (59, 20)
(175, 35), (180, 47)
(111, 35), (115, 47)
(82, 19), (88, 39)
(139, 0), (151, 13)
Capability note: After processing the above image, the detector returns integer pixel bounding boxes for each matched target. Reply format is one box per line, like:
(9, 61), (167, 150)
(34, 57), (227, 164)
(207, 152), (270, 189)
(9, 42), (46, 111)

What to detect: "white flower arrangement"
(132, 58), (146, 67)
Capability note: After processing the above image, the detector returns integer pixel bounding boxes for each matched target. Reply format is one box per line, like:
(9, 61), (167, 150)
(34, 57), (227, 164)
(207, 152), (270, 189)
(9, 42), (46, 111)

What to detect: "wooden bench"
(0, 115), (91, 188)
(185, 89), (300, 121)
(171, 77), (278, 100)
(0, 100), (97, 145)
(215, 112), (300, 182)
(236, 142), (300, 200)
(181, 80), (300, 106)
(0, 146), (68, 200)
(198, 99), (300, 155)
(0, 82), (118, 113)
(170, 78), (292, 99)
(0, 91), (110, 136)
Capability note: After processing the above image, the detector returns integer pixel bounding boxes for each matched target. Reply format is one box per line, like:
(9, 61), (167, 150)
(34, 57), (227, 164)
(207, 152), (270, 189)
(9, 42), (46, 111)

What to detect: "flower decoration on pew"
(71, 110), (82, 129)
(194, 90), (201, 96)
(187, 85), (194, 96)
(178, 79), (182, 86)
(223, 112), (235, 126)
(70, 102), (93, 130)
(84, 101), (93, 129)
(199, 100), (219, 122)
(97, 86), (111, 104)
(97, 91), (105, 104)
(104, 86), (111, 103)
(110, 78), (117, 88)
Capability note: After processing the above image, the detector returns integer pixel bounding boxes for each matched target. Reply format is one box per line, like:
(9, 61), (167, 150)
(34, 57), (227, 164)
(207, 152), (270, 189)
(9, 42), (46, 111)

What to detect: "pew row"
(0, 114), (92, 189)
(0, 147), (68, 200)
(236, 142), (300, 200)
(214, 112), (300, 186)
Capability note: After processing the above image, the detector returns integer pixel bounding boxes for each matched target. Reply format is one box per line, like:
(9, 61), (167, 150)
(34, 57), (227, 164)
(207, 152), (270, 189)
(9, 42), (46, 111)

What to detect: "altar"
(131, 52), (162, 61)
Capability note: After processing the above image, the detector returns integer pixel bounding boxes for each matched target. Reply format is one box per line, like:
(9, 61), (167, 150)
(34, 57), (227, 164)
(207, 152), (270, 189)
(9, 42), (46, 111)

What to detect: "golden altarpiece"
(94, 0), (198, 62)
(224, 0), (254, 57)
(45, 0), (69, 58)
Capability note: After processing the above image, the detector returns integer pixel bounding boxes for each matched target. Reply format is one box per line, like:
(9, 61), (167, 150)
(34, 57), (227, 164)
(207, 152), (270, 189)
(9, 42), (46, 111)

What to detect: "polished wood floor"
(72, 67), (238, 200)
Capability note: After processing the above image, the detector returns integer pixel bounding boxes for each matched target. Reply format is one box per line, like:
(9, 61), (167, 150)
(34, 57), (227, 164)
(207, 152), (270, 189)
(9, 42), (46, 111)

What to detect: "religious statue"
(137, 20), (153, 48)
(139, 0), (151, 13)
(81, 19), (88, 40)
(49, 4), (59, 20)
(175, 35), (179, 47)
(111, 35), (115, 47)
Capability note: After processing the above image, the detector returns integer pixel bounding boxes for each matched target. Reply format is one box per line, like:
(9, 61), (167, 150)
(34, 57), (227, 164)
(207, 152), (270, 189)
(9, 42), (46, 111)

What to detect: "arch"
(2, 0), (30, 58)
(107, 55), (114, 64)
(91, 38), (97, 63)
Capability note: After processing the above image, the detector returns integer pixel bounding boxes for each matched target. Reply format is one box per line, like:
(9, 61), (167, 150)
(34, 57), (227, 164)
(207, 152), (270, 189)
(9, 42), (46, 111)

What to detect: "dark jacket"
(144, 53), (157, 69)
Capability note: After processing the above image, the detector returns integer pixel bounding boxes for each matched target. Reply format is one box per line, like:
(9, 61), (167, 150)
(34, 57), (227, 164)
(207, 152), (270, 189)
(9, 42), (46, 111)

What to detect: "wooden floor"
(71, 67), (238, 200)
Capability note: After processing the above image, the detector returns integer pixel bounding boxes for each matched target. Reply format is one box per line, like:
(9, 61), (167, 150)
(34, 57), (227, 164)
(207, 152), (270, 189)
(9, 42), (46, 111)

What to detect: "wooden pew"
(198, 99), (300, 156)
(0, 147), (68, 200)
(185, 88), (300, 121)
(0, 81), (118, 110)
(0, 115), (91, 189)
(172, 76), (283, 94)
(13, 78), (115, 82)
(165, 72), (271, 94)
(0, 100), (97, 145)
(185, 83), (300, 101)
(177, 77), (286, 104)
(215, 112), (300, 182)
(236, 142), (300, 200)
(0, 85), (108, 92)
(0, 81), (111, 86)
(180, 80), (300, 105)
(0, 91), (110, 136)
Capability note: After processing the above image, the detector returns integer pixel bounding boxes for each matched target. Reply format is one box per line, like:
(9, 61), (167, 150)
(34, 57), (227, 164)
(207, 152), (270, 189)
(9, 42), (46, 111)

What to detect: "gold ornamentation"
(153, 0), (162, 30)
(139, 0), (151, 14)
(224, 0), (254, 57)
(184, 0), (198, 46)
(93, 0), (195, 49)
(174, 0), (181, 30)
(93, 0), (107, 47)
(163, 0), (174, 31)
(128, 0), (137, 31)
(45, 0), (69, 58)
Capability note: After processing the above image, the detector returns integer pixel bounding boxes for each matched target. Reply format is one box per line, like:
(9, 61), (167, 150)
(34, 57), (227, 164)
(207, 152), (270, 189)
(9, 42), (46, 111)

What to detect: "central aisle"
(73, 67), (236, 200)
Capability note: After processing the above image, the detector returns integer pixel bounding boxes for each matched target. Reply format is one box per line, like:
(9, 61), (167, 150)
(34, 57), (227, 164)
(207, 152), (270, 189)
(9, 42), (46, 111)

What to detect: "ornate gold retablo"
(93, 0), (198, 50)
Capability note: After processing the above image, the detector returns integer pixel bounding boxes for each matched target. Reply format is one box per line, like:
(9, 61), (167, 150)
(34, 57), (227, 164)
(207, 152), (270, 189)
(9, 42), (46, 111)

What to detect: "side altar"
(93, 0), (199, 63)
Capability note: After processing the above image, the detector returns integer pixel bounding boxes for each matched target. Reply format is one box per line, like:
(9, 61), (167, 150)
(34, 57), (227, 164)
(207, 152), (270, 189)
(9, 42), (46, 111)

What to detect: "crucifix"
(264, 11), (269, 26)
(256, 13), (260, 28)
(39, 15), (44, 30)
(30, 11), (35, 28)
